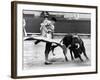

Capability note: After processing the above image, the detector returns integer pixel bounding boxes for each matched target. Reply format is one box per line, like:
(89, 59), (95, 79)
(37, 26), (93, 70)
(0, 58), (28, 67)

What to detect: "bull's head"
(72, 37), (80, 49)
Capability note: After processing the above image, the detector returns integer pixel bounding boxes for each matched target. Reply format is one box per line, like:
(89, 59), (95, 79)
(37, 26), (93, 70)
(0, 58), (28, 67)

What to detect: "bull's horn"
(76, 43), (80, 49)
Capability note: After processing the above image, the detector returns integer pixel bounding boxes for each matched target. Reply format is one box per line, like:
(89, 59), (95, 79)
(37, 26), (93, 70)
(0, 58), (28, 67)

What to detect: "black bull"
(49, 35), (89, 61)
(25, 35), (89, 63)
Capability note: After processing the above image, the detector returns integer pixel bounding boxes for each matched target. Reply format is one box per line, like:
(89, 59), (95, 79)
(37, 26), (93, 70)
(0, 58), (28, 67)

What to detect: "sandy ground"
(23, 36), (91, 70)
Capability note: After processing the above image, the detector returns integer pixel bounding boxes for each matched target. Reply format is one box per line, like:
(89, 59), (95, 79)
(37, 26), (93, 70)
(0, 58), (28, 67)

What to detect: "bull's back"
(63, 35), (73, 47)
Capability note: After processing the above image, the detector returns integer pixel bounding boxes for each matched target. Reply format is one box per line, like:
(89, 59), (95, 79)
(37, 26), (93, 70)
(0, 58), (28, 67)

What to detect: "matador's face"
(51, 21), (55, 25)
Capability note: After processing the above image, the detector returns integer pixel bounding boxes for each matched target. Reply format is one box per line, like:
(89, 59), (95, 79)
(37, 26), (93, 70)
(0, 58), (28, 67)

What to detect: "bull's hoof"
(86, 57), (89, 60)
(44, 62), (52, 65)
(86, 57), (89, 61)
(65, 59), (69, 62)
(80, 59), (84, 62)
(52, 53), (55, 56)
(71, 58), (74, 61)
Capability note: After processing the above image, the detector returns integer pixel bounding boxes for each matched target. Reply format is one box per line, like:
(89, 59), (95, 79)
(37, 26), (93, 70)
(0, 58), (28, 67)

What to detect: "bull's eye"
(75, 43), (80, 49)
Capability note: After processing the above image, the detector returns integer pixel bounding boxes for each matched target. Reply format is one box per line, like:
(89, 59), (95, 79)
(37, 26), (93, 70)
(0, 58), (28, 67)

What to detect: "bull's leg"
(78, 55), (84, 62)
(50, 45), (58, 56)
(62, 44), (68, 61)
(83, 51), (89, 60)
(44, 42), (52, 65)
(52, 49), (55, 56)
(82, 47), (89, 60)
(70, 50), (74, 60)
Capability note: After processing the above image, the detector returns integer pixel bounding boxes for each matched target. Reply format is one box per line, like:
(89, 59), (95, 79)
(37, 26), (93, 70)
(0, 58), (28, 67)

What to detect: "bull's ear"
(71, 38), (75, 45)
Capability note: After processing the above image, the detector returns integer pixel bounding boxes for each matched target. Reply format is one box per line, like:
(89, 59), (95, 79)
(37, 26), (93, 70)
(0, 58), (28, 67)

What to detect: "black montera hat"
(51, 17), (57, 22)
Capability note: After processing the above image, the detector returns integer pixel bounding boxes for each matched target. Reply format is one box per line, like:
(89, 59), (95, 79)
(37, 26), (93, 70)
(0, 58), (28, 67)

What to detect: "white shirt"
(40, 19), (55, 38)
